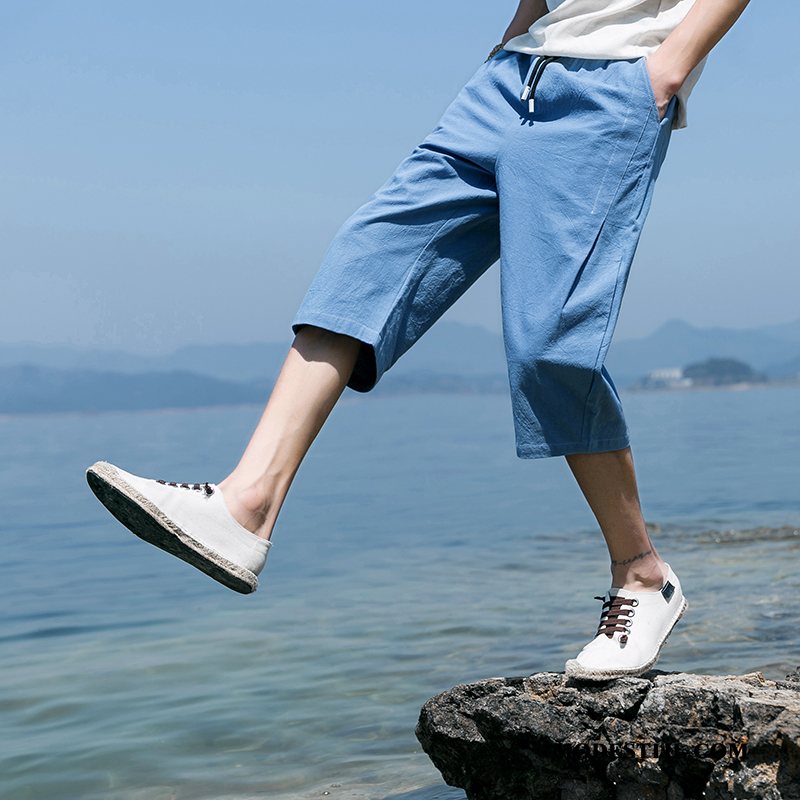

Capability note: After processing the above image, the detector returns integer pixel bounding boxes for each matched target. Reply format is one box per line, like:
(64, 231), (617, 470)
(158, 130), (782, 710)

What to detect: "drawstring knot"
(520, 55), (560, 114)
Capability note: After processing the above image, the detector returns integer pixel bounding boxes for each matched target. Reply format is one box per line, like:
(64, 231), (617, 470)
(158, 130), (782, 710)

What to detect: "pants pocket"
(639, 56), (676, 128)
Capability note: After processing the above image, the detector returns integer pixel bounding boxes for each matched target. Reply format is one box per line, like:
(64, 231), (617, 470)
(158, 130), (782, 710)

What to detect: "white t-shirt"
(503, 0), (708, 131)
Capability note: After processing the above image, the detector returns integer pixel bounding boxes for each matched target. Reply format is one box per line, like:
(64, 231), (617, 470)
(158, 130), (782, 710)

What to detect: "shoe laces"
(156, 479), (214, 497)
(594, 593), (639, 643)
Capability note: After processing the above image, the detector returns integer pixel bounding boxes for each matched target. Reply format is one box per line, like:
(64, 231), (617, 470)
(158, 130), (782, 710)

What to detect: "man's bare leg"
(218, 325), (361, 541)
(565, 447), (668, 591)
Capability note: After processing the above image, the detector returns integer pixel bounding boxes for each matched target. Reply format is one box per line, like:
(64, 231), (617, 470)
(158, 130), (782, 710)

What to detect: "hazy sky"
(1, 1), (796, 355)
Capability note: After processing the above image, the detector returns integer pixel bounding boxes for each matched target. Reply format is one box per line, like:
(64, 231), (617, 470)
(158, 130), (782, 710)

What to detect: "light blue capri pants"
(291, 48), (677, 458)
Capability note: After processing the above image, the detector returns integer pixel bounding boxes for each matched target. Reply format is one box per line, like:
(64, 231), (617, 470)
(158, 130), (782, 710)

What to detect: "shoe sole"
(86, 461), (258, 595)
(564, 596), (689, 681)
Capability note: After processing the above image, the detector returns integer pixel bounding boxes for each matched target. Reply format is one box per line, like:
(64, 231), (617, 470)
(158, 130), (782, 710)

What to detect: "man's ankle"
(218, 479), (274, 538)
(611, 557), (667, 591)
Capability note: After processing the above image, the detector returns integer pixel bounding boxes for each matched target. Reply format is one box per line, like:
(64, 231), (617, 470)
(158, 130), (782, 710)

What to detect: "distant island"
(0, 319), (798, 413)
(630, 357), (776, 391)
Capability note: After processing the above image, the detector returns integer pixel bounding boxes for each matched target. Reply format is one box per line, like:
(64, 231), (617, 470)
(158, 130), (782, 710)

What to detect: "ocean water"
(2, 385), (799, 799)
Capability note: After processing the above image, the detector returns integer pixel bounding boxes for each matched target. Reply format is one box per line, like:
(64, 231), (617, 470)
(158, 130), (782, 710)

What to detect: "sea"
(2, 385), (799, 799)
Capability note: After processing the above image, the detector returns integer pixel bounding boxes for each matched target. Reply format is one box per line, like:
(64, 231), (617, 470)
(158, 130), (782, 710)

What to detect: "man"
(87, 0), (751, 681)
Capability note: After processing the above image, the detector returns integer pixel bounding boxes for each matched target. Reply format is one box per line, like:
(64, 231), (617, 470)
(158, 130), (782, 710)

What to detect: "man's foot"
(564, 563), (688, 681)
(86, 461), (272, 594)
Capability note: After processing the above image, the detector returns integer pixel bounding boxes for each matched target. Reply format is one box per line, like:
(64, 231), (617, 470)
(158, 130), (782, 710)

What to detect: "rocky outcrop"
(415, 669), (800, 800)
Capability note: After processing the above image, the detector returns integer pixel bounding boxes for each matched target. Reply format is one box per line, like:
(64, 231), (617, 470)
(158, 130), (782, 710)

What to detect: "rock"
(415, 668), (800, 800)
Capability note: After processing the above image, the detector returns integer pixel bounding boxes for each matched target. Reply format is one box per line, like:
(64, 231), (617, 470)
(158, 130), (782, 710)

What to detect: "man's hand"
(646, 0), (751, 121)
(644, 52), (685, 122)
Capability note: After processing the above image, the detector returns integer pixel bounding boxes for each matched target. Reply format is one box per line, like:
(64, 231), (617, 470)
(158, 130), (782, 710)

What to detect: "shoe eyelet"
(625, 619), (632, 627)
(632, 599), (639, 606)
(628, 609), (635, 617)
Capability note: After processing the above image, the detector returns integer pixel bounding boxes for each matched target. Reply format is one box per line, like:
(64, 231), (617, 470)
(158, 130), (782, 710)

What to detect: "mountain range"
(1, 318), (798, 413)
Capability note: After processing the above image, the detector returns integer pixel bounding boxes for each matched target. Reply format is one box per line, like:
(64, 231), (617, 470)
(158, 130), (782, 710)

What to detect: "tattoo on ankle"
(611, 549), (652, 566)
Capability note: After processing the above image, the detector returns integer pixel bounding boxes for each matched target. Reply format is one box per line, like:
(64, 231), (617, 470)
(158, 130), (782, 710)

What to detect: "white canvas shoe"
(564, 563), (688, 681)
(86, 461), (271, 594)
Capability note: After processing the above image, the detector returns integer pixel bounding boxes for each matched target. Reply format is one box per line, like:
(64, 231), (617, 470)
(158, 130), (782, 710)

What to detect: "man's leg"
(86, 52), (508, 593)
(564, 447), (667, 590)
(218, 325), (361, 541)
(84, 324), (361, 593)
(562, 443), (687, 680)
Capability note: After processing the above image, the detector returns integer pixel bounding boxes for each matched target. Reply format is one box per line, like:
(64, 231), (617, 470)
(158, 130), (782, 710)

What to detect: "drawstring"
(520, 55), (560, 114)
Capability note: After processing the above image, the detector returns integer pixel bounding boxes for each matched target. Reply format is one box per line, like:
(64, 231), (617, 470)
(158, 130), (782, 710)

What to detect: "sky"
(1, 0), (796, 355)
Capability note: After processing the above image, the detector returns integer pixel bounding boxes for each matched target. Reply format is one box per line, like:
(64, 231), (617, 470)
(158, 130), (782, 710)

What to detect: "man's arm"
(502, 0), (549, 45)
(648, 0), (751, 117)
